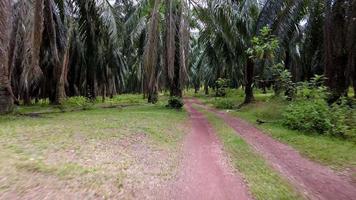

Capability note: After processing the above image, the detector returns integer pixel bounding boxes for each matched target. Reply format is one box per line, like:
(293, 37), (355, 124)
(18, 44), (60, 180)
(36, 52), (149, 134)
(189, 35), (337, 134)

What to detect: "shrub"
(215, 78), (230, 97)
(108, 95), (141, 105)
(282, 97), (355, 139)
(329, 98), (355, 139)
(282, 99), (333, 134)
(270, 63), (296, 99)
(63, 96), (94, 110)
(213, 98), (235, 109)
(167, 96), (184, 109)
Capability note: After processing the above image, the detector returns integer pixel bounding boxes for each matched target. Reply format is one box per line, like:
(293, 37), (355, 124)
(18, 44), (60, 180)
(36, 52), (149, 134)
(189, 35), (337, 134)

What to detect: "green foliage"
(282, 99), (333, 134)
(62, 96), (94, 110)
(167, 96), (184, 109)
(247, 27), (279, 60)
(247, 27), (296, 98)
(215, 78), (230, 97)
(271, 63), (295, 98)
(106, 94), (143, 105)
(213, 98), (236, 109)
(295, 75), (328, 100)
(283, 77), (355, 139)
(329, 98), (356, 139)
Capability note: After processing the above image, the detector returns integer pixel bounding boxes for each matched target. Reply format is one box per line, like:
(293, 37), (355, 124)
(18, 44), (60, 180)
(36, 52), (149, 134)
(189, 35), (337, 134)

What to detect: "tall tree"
(20, 0), (45, 105)
(143, 0), (161, 103)
(0, 0), (13, 113)
(324, 0), (350, 101)
(165, 0), (189, 98)
(142, 0), (189, 103)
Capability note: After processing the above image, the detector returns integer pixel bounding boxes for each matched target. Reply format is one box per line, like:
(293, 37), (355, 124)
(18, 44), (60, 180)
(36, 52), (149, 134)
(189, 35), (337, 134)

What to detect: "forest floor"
(0, 93), (356, 199)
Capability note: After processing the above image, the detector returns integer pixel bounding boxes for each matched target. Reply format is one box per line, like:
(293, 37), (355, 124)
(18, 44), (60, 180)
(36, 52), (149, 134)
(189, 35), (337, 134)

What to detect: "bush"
(62, 96), (94, 110)
(215, 78), (230, 97)
(167, 96), (184, 109)
(108, 95), (141, 105)
(282, 99), (333, 134)
(213, 98), (235, 109)
(282, 97), (355, 139)
(329, 98), (355, 139)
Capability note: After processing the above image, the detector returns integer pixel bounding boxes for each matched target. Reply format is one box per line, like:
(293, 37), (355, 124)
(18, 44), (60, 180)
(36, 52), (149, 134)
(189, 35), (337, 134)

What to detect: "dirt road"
(171, 100), (252, 200)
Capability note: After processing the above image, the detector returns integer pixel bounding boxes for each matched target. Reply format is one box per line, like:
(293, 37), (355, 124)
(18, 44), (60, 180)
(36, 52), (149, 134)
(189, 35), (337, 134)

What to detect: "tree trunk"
(204, 82), (209, 95)
(0, 0), (13, 114)
(144, 0), (160, 103)
(43, 0), (68, 104)
(194, 85), (199, 94)
(166, 0), (188, 99)
(148, 84), (158, 104)
(346, 0), (356, 98)
(324, 0), (349, 102)
(244, 57), (255, 104)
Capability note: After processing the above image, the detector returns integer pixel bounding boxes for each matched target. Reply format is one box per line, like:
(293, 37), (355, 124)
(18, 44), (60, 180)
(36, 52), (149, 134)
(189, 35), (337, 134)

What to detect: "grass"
(15, 161), (97, 180)
(189, 89), (356, 171)
(12, 93), (148, 115)
(196, 106), (302, 200)
(0, 94), (187, 197)
(231, 100), (356, 170)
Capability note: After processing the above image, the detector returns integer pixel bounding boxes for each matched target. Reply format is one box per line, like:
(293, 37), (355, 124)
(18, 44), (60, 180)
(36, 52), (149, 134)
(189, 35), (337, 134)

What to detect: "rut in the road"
(172, 100), (252, 200)
(191, 98), (356, 200)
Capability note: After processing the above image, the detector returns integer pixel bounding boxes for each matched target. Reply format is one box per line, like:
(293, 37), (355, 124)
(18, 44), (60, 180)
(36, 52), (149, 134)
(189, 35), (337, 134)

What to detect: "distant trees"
(191, 0), (356, 103)
(143, 0), (189, 103)
(0, 0), (355, 114)
(5, 0), (127, 109)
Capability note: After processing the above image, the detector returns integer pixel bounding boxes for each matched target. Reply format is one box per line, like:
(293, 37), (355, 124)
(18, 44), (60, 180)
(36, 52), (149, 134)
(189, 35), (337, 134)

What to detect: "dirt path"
(171, 100), (252, 200)
(190, 98), (356, 200)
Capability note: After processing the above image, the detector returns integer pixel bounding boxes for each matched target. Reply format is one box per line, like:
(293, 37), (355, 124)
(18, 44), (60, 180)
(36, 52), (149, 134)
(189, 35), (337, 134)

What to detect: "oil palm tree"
(193, 0), (308, 104)
(0, 0), (13, 113)
(140, 0), (189, 103)
(324, 0), (356, 101)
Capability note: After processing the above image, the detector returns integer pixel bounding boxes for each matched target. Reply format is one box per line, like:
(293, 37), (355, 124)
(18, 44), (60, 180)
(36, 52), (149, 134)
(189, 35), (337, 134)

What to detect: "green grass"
(232, 100), (356, 170)
(15, 161), (97, 179)
(0, 96), (186, 153)
(196, 106), (302, 200)
(190, 89), (356, 171)
(11, 93), (148, 115)
(0, 94), (187, 195)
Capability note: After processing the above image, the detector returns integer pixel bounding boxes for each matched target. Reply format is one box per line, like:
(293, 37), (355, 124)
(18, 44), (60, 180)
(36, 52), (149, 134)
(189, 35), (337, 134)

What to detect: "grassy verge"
(190, 89), (356, 171)
(231, 100), (356, 171)
(195, 106), (302, 200)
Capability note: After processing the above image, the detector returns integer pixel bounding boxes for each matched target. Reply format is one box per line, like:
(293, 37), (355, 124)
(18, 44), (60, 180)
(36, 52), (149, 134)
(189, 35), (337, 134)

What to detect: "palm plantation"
(0, 0), (355, 199)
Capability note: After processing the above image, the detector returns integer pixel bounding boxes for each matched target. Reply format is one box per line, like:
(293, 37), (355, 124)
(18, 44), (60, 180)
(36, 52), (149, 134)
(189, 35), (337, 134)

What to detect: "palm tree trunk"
(20, 0), (44, 105)
(324, 0), (349, 102)
(244, 57), (255, 104)
(347, 0), (356, 98)
(144, 0), (160, 103)
(204, 81), (209, 95)
(43, 0), (67, 104)
(0, 0), (13, 113)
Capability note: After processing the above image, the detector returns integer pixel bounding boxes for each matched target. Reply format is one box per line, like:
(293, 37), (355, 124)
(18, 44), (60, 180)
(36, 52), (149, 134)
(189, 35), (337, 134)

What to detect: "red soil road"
(172, 100), (252, 200)
(190, 98), (356, 200)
